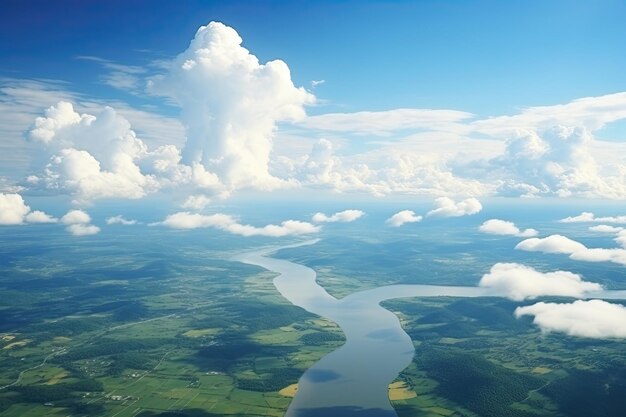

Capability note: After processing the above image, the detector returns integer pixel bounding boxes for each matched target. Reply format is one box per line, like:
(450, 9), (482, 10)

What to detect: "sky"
(1, 0), (626, 212)
(1, 0), (626, 340)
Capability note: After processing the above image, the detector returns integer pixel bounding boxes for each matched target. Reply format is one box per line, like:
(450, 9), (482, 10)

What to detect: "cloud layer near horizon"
(2, 21), (626, 206)
(158, 212), (320, 237)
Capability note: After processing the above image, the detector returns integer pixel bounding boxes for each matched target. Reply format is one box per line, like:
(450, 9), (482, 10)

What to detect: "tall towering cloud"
(150, 21), (314, 190)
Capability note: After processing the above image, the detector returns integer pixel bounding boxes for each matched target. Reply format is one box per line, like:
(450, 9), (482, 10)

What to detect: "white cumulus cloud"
(515, 299), (626, 339)
(180, 194), (212, 211)
(426, 197), (482, 218)
(61, 209), (100, 236)
(479, 263), (602, 301)
(479, 219), (538, 237)
(560, 211), (626, 224)
(29, 101), (158, 203)
(150, 21), (314, 191)
(515, 234), (587, 254)
(0, 193), (56, 225)
(589, 225), (624, 233)
(106, 215), (137, 225)
(158, 212), (319, 237)
(386, 210), (423, 227)
(516, 234), (626, 267)
(312, 209), (365, 223)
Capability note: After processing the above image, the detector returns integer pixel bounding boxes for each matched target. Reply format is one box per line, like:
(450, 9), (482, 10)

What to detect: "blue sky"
(3, 0), (626, 115)
(1, 0), (626, 221)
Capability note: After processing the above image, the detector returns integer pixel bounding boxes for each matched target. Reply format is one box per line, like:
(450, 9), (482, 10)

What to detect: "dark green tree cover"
(542, 368), (626, 417)
(415, 347), (542, 417)
(300, 331), (344, 345)
(236, 367), (302, 392)
(52, 338), (171, 362)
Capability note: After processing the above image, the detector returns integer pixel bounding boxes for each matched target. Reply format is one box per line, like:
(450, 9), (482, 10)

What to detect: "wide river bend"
(234, 240), (626, 417)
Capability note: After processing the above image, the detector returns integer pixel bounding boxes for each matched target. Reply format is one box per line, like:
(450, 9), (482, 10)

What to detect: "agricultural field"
(0, 227), (345, 417)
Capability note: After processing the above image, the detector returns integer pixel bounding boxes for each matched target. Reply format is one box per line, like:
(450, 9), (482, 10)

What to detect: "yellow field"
(388, 381), (417, 400)
(182, 328), (219, 338)
(2, 339), (30, 350)
(278, 383), (299, 397)
(45, 371), (69, 385)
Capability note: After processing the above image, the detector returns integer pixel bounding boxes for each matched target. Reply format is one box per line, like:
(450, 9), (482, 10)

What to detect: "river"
(234, 240), (626, 417)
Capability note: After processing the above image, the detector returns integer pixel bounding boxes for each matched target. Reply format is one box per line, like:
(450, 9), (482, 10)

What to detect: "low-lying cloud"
(0, 193), (56, 225)
(61, 209), (100, 236)
(386, 210), (423, 227)
(516, 234), (626, 266)
(426, 197), (482, 218)
(479, 219), (538, 237)
(515, 299), (626, 339)
(312, 209), (365, 223)
(560, 212), (626, 224)
(479, 263), (602, 301)
(106, 215), (138, 225)
(159, 212), (320, 237)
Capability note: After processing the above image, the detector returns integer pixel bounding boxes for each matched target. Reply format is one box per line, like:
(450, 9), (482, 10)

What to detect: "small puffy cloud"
(516, 234), (626, 267)
(560, 212), (626, 224)
(67, 223), (101, 236)
(479, 219), (538, 237)
(181, 194), (211, 211)
(25, 210), (57, 224)
(61, 209), (100, 236)
(479, 263), (602, 301)
(106, 215), (137, 225)
(426, 197), (482, 218)
(0, 193), (56, 225)
(386, 210), (423, 227)
(515, 299), (626, 339)
(312, 209), (365, 223)
(515, 234), (587, 254)
(589, 225), (624, 233)
(158, 212), (320, 237)
(61, 209), (91, 225)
